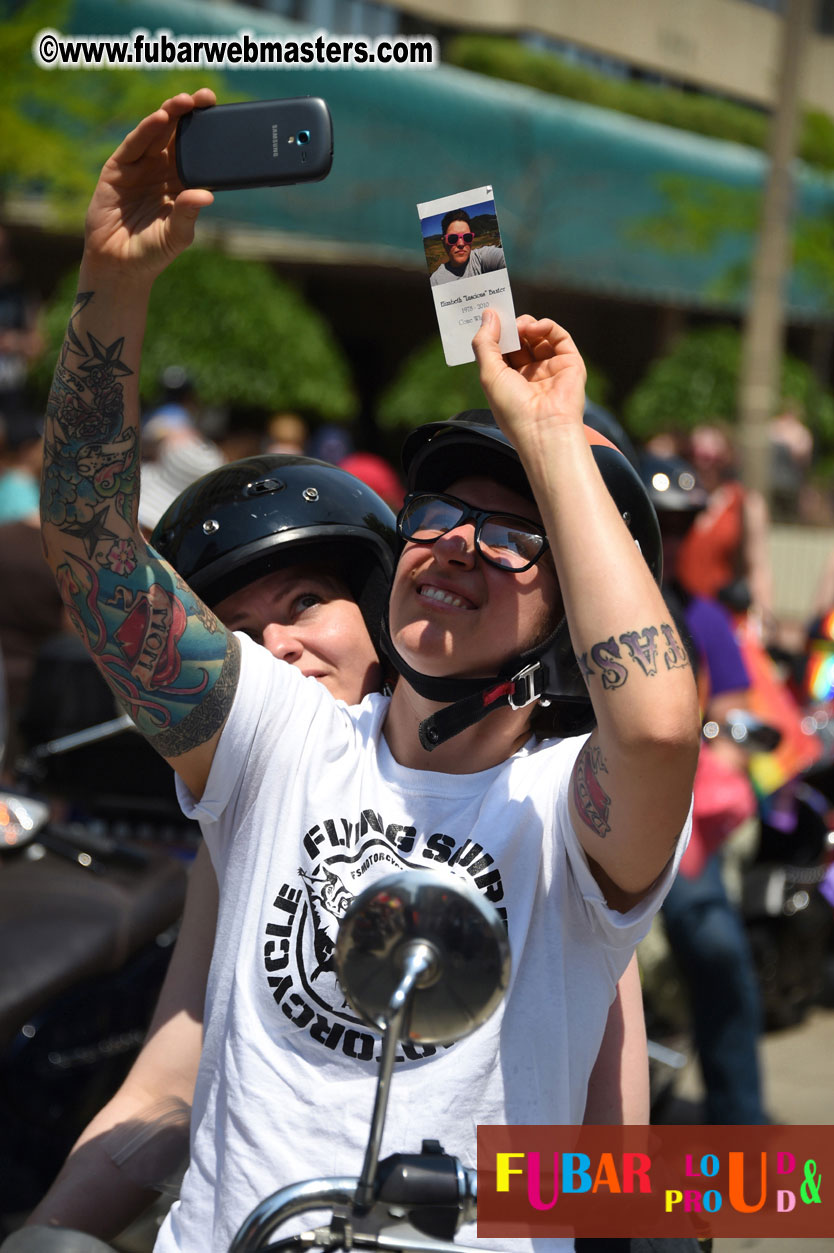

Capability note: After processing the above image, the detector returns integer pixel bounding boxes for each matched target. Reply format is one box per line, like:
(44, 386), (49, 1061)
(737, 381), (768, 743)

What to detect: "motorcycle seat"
(0, 849), (187, 1047)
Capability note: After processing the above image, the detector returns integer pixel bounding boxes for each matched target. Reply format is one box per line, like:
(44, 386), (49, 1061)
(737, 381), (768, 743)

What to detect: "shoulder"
(474, 245), (505, 268)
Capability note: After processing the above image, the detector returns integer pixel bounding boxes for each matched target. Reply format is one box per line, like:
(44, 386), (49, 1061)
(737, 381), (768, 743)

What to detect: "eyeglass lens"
(445, 232), (474, 245)
(399, 494), (546, 570)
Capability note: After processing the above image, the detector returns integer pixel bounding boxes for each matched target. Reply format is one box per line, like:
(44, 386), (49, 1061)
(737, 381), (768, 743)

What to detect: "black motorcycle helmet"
(582, 400), (640, 471)
(639, 452), (708, 517)
(150, 454), (397, 647)
(383, 409), (662, 748)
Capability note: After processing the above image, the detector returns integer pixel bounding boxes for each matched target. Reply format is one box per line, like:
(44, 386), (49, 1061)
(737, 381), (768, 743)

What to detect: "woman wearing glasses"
(34, 90), (699, 1253)
(429, 208), (506, 286)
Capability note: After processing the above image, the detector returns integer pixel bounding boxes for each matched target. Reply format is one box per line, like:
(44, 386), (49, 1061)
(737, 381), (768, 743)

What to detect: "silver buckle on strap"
(507, 664), (546, 710)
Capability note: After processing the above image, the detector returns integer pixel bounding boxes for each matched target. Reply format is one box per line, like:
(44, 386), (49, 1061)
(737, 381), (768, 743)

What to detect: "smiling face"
(443, 218), (473, 268)
(215, 564), (382, 705)
(388, 476), (558, 683)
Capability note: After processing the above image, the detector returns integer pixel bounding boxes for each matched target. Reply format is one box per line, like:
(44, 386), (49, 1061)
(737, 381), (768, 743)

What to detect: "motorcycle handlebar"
(230, 1163), (479, 1253)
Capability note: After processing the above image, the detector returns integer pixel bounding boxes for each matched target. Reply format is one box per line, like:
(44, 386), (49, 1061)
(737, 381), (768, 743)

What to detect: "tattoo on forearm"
(150, 634), (241, 757)
(43, 291), (138, 545)
(577, 622), (690, 690)
(42, 291), (234, 756)
(573, 744), (611, 838)
(57, 553), (233, 743)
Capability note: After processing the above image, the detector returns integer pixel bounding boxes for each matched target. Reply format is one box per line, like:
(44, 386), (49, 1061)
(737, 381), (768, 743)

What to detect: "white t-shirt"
(155, 634), (688, 1253)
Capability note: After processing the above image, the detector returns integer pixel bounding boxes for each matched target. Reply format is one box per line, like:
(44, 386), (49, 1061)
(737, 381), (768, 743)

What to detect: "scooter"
(1, 871), (510, 1253)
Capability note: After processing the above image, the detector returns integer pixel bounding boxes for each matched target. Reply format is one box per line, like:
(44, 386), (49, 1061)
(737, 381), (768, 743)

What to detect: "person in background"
(0, 226), (43, 420)
(769, 399), (815, 525)
(141, 366), (201, 452)
(340, 449), (405, 512)
(675, 422), (773, 633)
(0, 412), (43, 524)
(642, 451), (767, 1125)
(0, 503), (64, 773)
(264, 410), (308, 455)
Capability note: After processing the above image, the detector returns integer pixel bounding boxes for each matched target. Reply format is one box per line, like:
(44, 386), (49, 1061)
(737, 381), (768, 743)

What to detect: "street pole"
(737, 0), (814, 506)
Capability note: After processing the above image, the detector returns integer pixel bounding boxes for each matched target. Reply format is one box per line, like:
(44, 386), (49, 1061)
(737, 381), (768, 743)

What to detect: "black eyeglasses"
(444, 232), (474, 245)
(397, 492), (549, 572)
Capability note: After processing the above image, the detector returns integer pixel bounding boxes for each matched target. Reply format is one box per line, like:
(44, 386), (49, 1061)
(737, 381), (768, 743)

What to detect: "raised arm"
(473, 311), (700, 906)
(40, 91), (237, 800)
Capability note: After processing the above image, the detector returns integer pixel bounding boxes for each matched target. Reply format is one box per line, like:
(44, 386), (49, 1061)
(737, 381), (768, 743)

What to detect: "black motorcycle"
(0, 640), (196, 1223)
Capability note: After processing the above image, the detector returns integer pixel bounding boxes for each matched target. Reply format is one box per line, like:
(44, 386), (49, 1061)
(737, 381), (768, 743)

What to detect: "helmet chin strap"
(379, 616), (550, 751)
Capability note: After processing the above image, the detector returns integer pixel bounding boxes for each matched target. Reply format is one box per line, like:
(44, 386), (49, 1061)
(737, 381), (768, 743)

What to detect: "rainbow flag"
(735, 619), (822, 798)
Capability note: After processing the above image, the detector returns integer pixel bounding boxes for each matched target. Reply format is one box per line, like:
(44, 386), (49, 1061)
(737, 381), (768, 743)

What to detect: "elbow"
(611, 683), (701, 765)
(646, 702), (702, 777)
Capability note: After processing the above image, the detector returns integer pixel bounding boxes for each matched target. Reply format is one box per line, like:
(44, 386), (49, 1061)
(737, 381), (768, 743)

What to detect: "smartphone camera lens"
(297, 130), (311, 145)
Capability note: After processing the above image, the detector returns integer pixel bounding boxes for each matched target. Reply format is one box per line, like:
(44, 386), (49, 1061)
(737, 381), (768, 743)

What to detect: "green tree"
(629, 173), (834, 312)
(32, 250), (358, 419)
(0, 0), (223, 222)
(376, 337), (609, 431)
(624, 325), (834, 461)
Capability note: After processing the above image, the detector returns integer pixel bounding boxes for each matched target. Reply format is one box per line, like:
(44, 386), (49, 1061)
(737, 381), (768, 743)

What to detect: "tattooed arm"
(40, 90), (234, 800)
(473, 313), (700, 906)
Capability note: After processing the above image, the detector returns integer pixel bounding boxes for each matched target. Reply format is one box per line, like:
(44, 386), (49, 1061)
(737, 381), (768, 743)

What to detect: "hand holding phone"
(176, 98), (333, 191)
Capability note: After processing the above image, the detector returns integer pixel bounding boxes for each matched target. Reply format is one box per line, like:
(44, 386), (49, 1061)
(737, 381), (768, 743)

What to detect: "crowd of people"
(0, 88), (832, 1253)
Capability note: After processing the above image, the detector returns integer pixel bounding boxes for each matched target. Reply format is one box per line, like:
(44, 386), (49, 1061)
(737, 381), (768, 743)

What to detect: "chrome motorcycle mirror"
(335, 869), (510, 1045)
(231, 871), (510, 1251)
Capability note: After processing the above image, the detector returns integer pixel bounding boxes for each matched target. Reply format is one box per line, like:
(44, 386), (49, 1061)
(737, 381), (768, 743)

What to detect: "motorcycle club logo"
(262, 810), (507, 1065)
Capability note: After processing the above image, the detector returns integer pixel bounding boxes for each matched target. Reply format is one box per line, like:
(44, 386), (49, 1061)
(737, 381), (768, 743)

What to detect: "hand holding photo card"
(418, 185), (520, 367)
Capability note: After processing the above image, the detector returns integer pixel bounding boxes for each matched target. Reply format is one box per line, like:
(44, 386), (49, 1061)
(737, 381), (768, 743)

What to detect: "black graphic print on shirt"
(262, 807), (507, 1064)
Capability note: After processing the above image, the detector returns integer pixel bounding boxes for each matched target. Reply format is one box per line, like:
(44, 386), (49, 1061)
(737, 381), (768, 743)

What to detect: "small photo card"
(417, 185), (519, 367)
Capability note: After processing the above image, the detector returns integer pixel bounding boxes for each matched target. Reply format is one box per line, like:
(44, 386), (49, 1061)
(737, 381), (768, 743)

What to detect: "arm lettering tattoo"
(578, 622), (692, 689)
(618, 626), (659, 676)
(660, 622), (690, 670)
(588, 637), (628, 690)
(572, 744), (611, 838)
(42, 291), (236, 757)
(576, 651), (594, 683)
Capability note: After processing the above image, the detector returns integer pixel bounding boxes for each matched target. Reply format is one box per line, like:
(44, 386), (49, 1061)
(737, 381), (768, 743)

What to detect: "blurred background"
(1, 0), (834, 636)
(1, 2), (834, 1244)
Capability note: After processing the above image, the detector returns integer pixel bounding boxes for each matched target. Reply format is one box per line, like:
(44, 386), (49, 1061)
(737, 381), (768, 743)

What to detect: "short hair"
(441, 208), (472, 237)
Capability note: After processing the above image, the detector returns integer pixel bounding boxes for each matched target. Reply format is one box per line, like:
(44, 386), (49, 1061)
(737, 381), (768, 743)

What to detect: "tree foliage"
(624, 325), (834, 456)
(629, 174), (834, 313)
(32, 250), (358, 419)
(446, 34), (834, 173)
(376, 336), (610, 431)
(0, 0), (223, 222)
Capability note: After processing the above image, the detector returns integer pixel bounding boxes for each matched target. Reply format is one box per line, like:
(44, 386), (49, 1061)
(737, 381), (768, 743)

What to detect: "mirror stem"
(354, 941), (435, 1208)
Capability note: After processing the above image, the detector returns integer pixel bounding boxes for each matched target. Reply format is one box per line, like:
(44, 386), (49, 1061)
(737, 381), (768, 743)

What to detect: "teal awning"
(65, 0), (834, 319)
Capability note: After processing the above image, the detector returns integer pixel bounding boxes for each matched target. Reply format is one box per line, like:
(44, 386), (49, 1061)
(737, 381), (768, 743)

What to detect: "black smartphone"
(175, 98), (333, 191)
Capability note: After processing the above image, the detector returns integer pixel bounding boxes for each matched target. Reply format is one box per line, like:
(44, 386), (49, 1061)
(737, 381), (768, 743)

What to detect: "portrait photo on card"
(421, 194), (506, 286)
(417, 185), (519, 367)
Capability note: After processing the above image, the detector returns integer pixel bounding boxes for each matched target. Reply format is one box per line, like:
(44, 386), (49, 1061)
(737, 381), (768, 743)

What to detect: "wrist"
(79, 253), (156, 305)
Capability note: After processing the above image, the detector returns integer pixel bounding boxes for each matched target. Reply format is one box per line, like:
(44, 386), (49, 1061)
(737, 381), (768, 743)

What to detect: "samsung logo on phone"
(272, 124), (279, 158)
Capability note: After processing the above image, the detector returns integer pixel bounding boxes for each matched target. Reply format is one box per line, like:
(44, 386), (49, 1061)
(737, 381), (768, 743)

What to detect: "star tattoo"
(63, 506), (120, 558)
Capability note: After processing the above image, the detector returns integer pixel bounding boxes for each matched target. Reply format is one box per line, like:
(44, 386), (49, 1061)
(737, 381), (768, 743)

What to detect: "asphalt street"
(663, 1005), (834, 1253)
